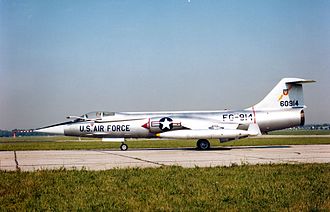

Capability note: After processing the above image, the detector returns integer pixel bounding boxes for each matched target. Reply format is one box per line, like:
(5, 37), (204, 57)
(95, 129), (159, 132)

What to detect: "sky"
(0, 0), (329, 130)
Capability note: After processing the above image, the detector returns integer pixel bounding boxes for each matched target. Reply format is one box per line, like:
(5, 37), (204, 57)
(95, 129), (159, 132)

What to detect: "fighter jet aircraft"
(35, 78), (315, 151)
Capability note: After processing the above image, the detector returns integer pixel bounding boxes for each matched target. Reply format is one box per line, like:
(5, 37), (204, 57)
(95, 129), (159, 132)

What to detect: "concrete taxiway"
(0, 145), (329, 171)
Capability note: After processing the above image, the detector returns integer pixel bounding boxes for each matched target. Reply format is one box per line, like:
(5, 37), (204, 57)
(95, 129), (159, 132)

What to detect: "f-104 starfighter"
(35, 78), (314, 151)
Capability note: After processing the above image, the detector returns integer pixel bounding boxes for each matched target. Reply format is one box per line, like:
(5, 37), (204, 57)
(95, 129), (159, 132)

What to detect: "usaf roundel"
(159, 117), (173, 131)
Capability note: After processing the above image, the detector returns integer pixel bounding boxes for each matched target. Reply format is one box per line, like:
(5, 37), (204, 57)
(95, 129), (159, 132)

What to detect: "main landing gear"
(120, 143), (128, 151)
(196, 139), (210, 150)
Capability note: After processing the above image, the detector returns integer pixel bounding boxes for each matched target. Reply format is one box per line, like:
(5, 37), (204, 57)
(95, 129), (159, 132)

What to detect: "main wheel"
(120, 143), (128, 151)
(196, 139), (210, 150)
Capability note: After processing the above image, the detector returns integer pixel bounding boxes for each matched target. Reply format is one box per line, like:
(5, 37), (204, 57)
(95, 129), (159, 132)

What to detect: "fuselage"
(37, 108), (304, 138)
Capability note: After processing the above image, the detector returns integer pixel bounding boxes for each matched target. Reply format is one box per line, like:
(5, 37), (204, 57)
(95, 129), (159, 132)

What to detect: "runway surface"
(1, 145), (329, 171)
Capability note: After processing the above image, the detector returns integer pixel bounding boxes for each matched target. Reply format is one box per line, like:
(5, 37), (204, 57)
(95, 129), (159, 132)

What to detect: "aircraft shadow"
(120, 145), (291, 152)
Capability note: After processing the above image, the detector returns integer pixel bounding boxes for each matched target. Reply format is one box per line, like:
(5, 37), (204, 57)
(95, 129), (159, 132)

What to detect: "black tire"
(120, 143), (128, 151)
(196, 139), (210, 150)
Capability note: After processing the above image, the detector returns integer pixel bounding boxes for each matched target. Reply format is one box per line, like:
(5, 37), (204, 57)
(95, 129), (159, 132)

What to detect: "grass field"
(1, 164), (329, 211)
(269, 130), (330, 135)
(0, 135), (330, 151)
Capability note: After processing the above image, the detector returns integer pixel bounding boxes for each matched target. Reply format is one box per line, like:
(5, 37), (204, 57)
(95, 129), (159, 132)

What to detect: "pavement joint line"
(14, 151), (20, 171)
(95, 150), (166, 167)
(209, 149), (285, 162)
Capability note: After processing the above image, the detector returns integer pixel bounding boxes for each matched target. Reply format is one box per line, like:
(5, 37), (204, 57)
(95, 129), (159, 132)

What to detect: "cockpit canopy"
(81, 111), (115, 119)
(68, 111), (116, 123)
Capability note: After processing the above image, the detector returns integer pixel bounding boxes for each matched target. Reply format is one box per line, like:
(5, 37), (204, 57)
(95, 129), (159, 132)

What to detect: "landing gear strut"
(120, 143), (128, 151)
(196, 139), (210, 150)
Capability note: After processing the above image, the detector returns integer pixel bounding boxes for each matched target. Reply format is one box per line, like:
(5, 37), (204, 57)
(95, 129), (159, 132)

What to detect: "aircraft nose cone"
(35, 125), (65, 135)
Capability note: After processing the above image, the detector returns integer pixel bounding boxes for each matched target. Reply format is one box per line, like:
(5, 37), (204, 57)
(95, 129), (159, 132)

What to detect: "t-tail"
(252, 78), (315, 110)
(248, 78), (315, 132)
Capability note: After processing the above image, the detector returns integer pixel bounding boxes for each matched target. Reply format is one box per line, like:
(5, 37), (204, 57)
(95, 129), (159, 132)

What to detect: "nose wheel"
(120, 143), (128, 151)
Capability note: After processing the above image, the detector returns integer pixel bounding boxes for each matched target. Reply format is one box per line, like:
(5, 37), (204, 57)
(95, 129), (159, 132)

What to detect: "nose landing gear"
(120, 143), (128, 151)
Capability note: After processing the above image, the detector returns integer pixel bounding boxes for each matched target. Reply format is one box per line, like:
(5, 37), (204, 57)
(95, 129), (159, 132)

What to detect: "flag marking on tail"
(277, 84), (292, 101)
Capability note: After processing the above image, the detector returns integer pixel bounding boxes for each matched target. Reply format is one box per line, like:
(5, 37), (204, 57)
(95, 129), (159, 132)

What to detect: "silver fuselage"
(60, 108), (304, 138)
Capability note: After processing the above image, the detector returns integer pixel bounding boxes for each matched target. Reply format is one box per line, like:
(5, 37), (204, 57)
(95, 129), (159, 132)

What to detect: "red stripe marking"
(252, 106), (257, 124)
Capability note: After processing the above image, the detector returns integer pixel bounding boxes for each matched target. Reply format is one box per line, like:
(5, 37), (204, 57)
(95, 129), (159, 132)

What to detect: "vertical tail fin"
(251, 78), (315, 110)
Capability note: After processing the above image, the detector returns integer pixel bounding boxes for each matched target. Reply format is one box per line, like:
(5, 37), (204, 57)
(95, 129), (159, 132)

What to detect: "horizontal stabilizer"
(286, 79), (316, 84)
